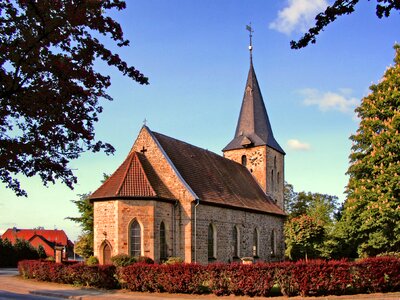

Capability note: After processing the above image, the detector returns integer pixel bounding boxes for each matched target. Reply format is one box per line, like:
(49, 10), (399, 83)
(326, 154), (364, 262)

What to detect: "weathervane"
(143, 118), (147, 126)
(246, 23), (254, 61)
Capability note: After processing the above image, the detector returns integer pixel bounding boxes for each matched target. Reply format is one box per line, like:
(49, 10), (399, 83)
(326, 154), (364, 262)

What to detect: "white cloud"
(287, 139), (311, 151)
(269, 0), (328, 35)
(300, 88), (359, 113)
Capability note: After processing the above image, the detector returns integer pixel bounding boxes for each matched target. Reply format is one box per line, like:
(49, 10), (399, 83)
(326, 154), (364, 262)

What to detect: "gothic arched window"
(271, 170), (275, 192)
(253, 228), (259, 257)
(271, 229), (276, 257)
(233, 225), (240, 258)
(208, 223), (216, 260)
(130, 219), (141, 257)
(160, 221), (167, 261)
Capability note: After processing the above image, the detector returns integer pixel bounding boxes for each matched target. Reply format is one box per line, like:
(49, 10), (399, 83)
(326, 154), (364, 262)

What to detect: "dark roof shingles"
(152, 131), (285, 216)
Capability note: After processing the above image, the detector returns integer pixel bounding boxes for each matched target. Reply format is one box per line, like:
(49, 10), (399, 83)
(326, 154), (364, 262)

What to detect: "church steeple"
(222, 55), (284, 154)
(222, 26), (285, 208)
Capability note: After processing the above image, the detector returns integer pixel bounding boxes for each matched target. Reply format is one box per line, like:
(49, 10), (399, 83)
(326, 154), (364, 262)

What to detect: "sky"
(1, 0), (399, 242)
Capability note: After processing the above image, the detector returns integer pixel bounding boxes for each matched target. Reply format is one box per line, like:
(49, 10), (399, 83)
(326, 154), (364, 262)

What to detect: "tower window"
(271, 170), (274, 192)
(241, 155), (247, 167)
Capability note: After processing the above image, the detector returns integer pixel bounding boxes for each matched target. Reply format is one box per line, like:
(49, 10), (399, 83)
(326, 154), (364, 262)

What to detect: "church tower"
(223, 26), (285, 209)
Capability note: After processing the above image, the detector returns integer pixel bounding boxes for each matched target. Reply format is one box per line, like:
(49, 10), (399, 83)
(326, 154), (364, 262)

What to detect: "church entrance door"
(103, 243), (111, 265)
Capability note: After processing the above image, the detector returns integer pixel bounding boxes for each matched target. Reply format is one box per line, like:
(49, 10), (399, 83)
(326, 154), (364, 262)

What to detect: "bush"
(86, 256), (99, 266)
(163, 256), (184, 265)
(18, 257), (400, 297)
(0, 238), (41, 267)
(353, 256), (400, 293)
(18, 260), (118, 289)
(111, 254), (136, 267)
(135, 256), (154, 264)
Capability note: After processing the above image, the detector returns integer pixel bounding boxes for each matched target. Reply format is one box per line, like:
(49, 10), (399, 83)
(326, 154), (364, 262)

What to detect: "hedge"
(18, 260), (118, 289)
(18, 256), (400, 297)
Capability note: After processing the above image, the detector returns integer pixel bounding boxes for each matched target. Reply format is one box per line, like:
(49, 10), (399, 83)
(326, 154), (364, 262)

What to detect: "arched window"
(277, 172), (280, 190)
(271, 230), (276, 256)
(130, 220), (141, 257)
(160, 221), (167, 261)
(271, 170), (274, 192)
(232, 225), (240, 258)
(253, 228), (259, 257)
(208, 223), (216, 260)
(241, 155), (247, 167)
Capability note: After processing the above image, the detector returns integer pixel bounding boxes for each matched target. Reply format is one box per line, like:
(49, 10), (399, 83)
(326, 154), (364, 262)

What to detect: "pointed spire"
(223, 30), (284, 154)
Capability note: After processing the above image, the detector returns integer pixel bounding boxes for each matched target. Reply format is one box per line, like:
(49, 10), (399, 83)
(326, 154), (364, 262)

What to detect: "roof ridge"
(146, 128), (199, 200)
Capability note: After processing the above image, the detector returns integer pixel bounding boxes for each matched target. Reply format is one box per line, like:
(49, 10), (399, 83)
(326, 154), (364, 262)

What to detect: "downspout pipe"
(194, 198), (200, 263)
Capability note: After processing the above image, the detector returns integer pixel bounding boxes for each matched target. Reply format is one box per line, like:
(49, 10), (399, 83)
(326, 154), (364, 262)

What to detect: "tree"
(285, 214), (325, 261)
(284, 183), (341, 260)
(291, 0), (400, 49)
(66, 192), (93, 258)
(341, 44), (400, 257)
(66, 174), (108, 258)
(284, 182), (339, 225)
(0, 0), (148, 196)
(74, 233), (93, 259)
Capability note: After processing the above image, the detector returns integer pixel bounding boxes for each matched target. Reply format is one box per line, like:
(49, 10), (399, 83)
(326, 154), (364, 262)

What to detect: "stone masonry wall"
(223, 145), (285, 211)
(131, 127), (195, 262)
(195, 204), (285, 264)
(93, 200), (118, 263)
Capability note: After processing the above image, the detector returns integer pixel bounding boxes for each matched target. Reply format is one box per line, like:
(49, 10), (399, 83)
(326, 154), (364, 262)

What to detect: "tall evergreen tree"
(343, 44), (400, 257)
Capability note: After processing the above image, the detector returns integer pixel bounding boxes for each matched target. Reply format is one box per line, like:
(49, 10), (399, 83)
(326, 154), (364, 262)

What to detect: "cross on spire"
(246, 23), (254, 61)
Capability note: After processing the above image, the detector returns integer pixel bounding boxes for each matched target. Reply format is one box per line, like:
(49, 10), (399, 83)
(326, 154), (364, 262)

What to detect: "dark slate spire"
(223, 60), (285, 154)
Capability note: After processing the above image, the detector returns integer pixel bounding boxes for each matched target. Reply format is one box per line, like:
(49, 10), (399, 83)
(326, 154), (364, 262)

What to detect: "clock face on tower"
(249, 150), (263, 167)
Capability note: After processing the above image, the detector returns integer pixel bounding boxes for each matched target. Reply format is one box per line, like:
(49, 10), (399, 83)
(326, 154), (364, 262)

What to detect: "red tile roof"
(151, 130), (285, 216)
(2, 228), (70, 246)
(90, 151), (173, 200)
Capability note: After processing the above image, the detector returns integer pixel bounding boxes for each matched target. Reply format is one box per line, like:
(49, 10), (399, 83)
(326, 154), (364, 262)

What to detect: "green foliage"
(342, 44), (400, 257)
(284, 183), (342, 260)
(86, 256), (99, 266)
(163, 256), (184, 265)
(74, 234), (93, 259)
(285, 215), (325, 261)
(111, 254), (136, 267)
(291, 1), (400, 49)
(0, 1), (148, 196)
(0, 238), (41, 266)
(37, 245), (47, 259)
(284, 182), (339, 225)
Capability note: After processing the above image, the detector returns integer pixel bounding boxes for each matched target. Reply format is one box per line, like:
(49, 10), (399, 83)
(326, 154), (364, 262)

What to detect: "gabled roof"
(1, 228), (70, 246)
(223, 61), (285, 154)
(90, 151), (174, 200)
(151, 130), (285, 216)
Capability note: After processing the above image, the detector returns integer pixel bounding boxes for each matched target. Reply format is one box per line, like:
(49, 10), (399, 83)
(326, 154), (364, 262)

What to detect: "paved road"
(1, 268), (400, 300)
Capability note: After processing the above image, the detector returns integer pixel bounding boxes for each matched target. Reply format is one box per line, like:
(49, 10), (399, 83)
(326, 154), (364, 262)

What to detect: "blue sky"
(1, 0), (399, 241)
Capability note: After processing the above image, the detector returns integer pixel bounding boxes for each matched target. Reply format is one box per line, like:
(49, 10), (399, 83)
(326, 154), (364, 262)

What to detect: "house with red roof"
(2, 228), (74, 259)
(90, 49), (286, 265)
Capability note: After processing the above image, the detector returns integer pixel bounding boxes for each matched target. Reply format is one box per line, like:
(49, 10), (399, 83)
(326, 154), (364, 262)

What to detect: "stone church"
(90, 54), (286, 265)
